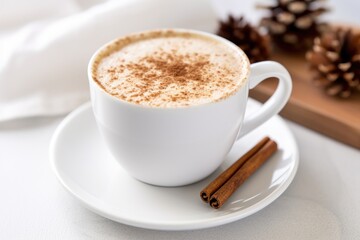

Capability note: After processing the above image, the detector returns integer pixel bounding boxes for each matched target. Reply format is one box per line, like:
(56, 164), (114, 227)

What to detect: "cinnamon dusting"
(93, 30), (248, 107)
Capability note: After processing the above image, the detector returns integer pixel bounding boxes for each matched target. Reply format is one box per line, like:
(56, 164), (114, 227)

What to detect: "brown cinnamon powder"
(93, 30), (248, 107)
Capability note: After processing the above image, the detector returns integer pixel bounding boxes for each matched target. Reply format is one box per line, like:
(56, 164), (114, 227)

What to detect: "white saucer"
(50, 99), (299, 231)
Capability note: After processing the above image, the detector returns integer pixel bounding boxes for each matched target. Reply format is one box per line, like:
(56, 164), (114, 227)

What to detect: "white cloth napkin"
(0, 0), (217, 122)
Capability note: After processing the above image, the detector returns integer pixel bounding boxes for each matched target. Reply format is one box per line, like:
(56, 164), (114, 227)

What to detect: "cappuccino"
(91, 30), (249, 107)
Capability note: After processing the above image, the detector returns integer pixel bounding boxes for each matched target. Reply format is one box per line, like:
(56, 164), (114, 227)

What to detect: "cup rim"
(88, 28), (251, 109)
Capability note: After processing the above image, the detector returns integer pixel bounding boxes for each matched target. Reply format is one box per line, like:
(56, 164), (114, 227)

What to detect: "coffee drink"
(91, 30), (249, 107)
(88, 29), (292, 186)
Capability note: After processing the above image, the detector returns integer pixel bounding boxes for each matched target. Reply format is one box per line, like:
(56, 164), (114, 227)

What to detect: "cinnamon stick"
(200, 136), (270, 203)
(209, 140), (278, 209)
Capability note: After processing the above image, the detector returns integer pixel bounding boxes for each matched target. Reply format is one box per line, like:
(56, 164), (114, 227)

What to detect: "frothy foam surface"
(92, 30), (249, 107)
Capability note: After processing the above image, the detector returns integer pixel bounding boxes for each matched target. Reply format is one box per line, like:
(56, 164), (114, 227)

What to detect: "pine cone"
(217, 15), (270, 63)
(258, 0), (329, 51)
(306, 27), (360, 98)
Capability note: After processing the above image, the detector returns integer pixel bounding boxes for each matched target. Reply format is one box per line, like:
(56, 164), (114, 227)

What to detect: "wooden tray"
(249, 50), (360, 149)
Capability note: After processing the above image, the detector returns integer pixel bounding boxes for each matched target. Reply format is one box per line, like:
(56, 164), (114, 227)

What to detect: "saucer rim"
(49, 101), (299, 231)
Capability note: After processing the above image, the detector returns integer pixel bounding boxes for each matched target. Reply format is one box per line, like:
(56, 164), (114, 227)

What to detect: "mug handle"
(236, 61), (292, 140)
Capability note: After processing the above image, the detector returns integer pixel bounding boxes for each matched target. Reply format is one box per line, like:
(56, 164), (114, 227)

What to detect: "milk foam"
(92, 30), (249, 107)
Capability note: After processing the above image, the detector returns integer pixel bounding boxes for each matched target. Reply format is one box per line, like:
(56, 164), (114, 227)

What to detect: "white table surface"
(0, 113), (359, 240)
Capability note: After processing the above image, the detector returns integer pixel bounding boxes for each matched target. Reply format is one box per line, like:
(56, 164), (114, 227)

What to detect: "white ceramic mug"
(88, 29), (292, 187)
